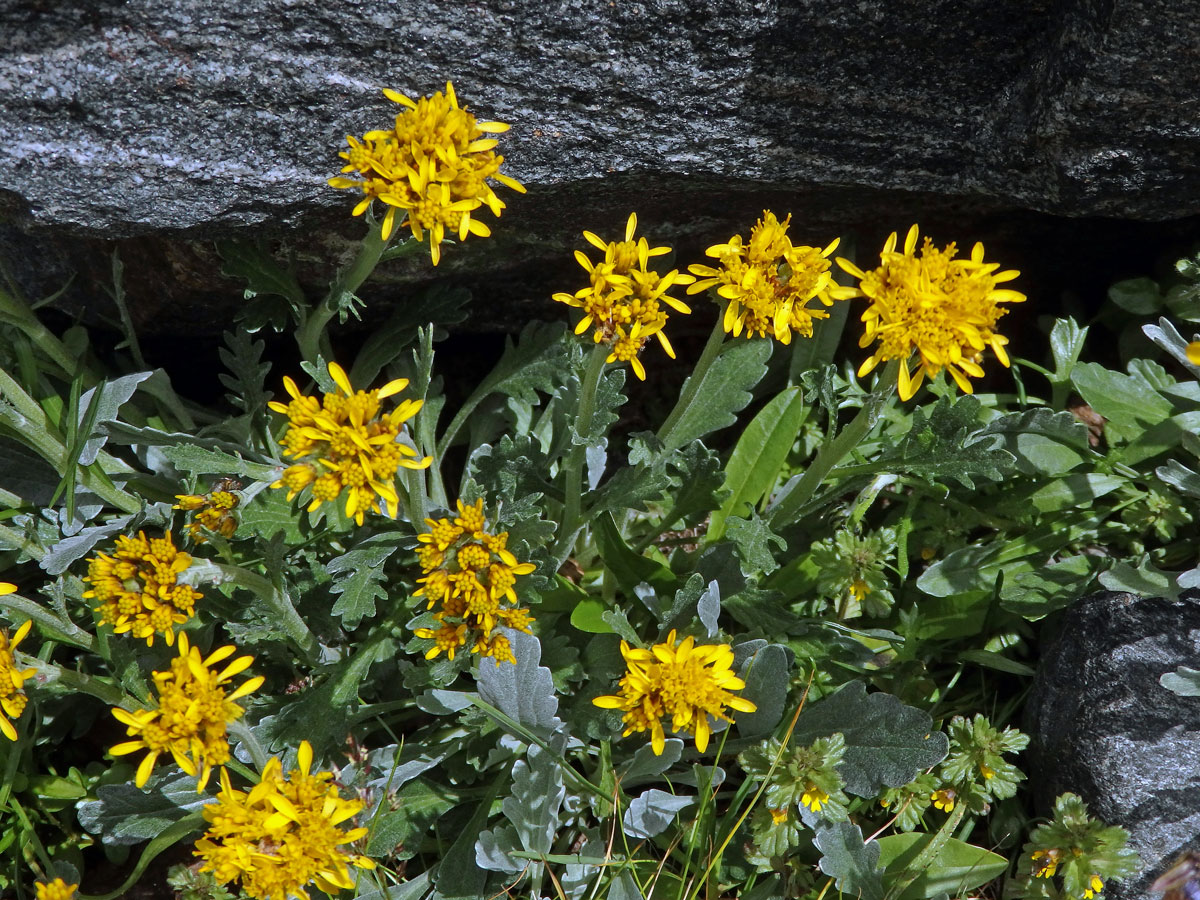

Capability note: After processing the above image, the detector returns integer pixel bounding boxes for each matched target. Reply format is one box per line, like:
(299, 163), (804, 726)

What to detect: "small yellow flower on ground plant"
(0, 617), (35, 741)
(593, 628), (756, 755)
(110, 632), (263, 792)
(837, 224), (1025, 401)
(83, 532), (200, 647)
(1187, 341), (1200, 365)
(34, 878), (78, 900)
(931, 788), (956, 812)
(195, 740), (375, 900)
(413, 498), (536, 665)
(329, 82), (525, 265)
(687, 210), (853, 343)
(552, 213), (694, 380)
(269, 362), (431, 526)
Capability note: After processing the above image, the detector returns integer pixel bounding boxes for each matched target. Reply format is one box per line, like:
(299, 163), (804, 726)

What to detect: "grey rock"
(1027, 591), (1200, 900)
(1, 0), (1199, 333)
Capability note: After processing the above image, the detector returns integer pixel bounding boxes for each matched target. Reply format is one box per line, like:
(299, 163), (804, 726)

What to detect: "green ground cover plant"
(2, 81), (1197, 900)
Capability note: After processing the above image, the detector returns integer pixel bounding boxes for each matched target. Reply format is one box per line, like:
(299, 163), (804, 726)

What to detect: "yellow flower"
(688, 211), (853, 343)
(593, 628), (757, 755)
(552, 213), (694, 380)
(110, 632), (263, 792)
(769, 807), (789, 825)
(0, 583), (14, 595)
(412, 499), (536, 665)
(837, 224), (1025, 401)
(0, 619), (35, 741)
(1187, 341), (1200, 365)
(931, 788), (956, 812)
(175, 483), (241, 542)
(195, 740), (375, 900)
(268, 362), (431, 526)
(1031, 848), (1063, 878)
(35, 878), (78, 900)
(329, 82), (525, 265)
(801, 783), (830, 812)
(1083, 874), (1105, 899)
(83, 531), (200, 647)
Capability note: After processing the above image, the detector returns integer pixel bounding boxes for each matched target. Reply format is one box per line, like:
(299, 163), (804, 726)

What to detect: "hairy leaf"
(793, 682), (948, 796)
(477, 630), (561, 735)
(326, 540), (397, 629)
(878, 396), (1014, 488)
(218, 329), (271, 416)
(660, 339), (772, 451)
(76, 772), (208, 846)
(623, 789), (694, 839)
(367, 779), (456, 859)
(814, 821), (884, 900)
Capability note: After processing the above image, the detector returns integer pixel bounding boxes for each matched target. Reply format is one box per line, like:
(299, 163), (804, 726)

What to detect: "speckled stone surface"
(1, 0), (1199, 333)
(1027, 591), (1200, 900)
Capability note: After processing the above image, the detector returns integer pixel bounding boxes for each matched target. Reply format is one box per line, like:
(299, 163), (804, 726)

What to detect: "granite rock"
(1, 0), (1199, 333)
(1027, 591), (1200, 900)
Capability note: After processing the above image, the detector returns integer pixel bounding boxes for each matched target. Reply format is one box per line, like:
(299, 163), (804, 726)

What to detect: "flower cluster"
(552, 213), (694, 380)
(810, 528), (897, 619)
(0, 591), (34, 742)
(688, 210), (853, 343)
(110, 633), (263, 792)
(740, 733), (849, 818)
(34, 878), (77, 900)
(270, 362), (431, 526)
(1018, 793), (1138, 900)
(195, 741), (375, 900)
(83, 532), (200, 646)
(412, 498), (537, 665)
(174, 483), (240, 542)
(329, 82), (525, 264)
(593, 629), (756, 754)
(837, 224), (1025, 401)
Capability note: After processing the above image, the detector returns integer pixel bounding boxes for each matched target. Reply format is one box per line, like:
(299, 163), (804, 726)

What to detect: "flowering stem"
(0, 592), (93, 651)
(556, 344), (610, 560)
(657, 314), (726, 447)
(768, 357), (901, 529)
(297, 219), (391, 364)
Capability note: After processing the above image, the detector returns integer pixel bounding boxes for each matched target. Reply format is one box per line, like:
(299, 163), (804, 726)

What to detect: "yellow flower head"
(837, 225), (1025, 401)
(110, 632), (263, 792)
(769, 807), (789, 826)
(801, 783), (830, 813)
(1083, 874), (1105, 900)
(1186, 341), (1200, 365)
(268, 362), (432, 526)
(175, 482), (241, 542)
(688, 211), (853, 343)
(35, 878), (78, 900)
(329, 82), (525, 265)
(931, 788), (956, 812)
(195, 740), (375, 900)
(552, 213), (694, 380)
(593, 628), (757, 755)
(413, 498), (536, 665)
(83, 531), (200, 647)
(1031, 847), (1063, 879)
(0, 618), (35, 742)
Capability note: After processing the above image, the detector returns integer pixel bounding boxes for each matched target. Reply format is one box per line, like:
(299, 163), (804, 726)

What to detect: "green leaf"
(476, 630), (561, 735)
(160, 444), (278, 481)
(1157, 459), (1200, 498)
(661, 439), (726, 528)
(814, 821), (884, 900)
(587, 460), (674, 517)
(326, 540), (398, 629)
(366, 779), (457, 858)
(1099, 560), (1180, 601)
(593, 512), (678, 597)
(1071, 362), (1173, 432)
(878, 396), (1014, 488)
(724, 513), (786, 576)
(956, 650), (1036, 677)
(216, 239), (306, 307)
(1122, 412), (1200, 466)
(478, 733), (569, 874)
(575, 367), (628, 448)
(977, 408), (1092, 477)
(1107, 277), (1163, 315)
(1000, 555), (1100, 619)
(793, 682), (948, 796)
(349, 285), (471, 387)
(238, 486), (306, 545)
(76, 772), (209, 846)
(660, 339), (772, 451)
(1026, 473), (1125, 513)
(735, 643), (791, 738)
(570, 598), (616, 634)
(75, 372), (154, 465)
(218, 329), (271, 417)
(877, 833), (1007, 900)
(623, 788), (694, 839)
(1049, 317), (1088, 384)
(709, 386), (806, 539)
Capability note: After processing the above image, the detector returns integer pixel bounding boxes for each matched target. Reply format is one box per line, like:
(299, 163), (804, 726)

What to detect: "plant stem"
(297, 219), (391, 364)
(657, 314), (726, 447)
(555, 344), (610, 560)
(768, 357), (901, 529)
(0, 286), (81, 378)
